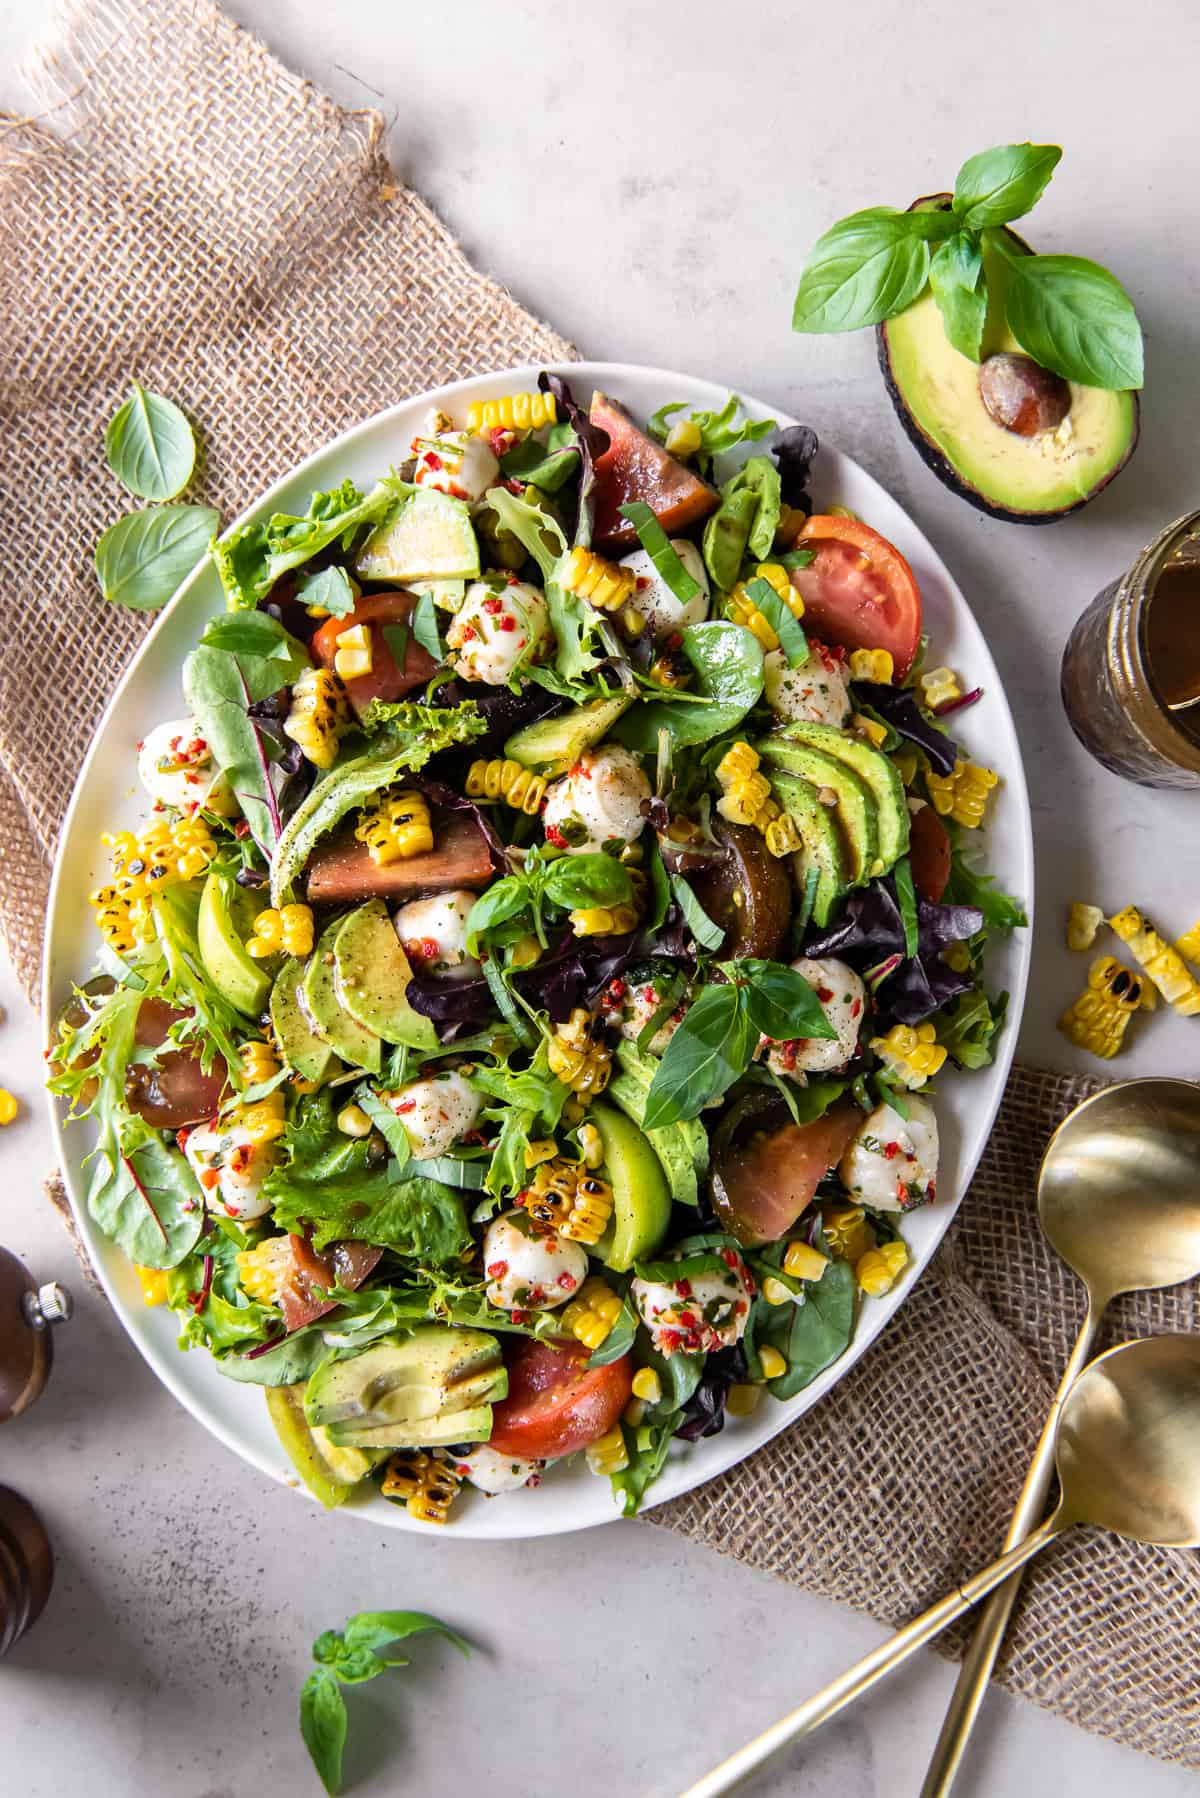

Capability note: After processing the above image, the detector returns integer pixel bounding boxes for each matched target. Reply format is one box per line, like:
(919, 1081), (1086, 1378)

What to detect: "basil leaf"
(618, 500), (700, 605)
(342, 1610), (471, 1660)
(382, 619), (410, 669)
(702, 485), (759, 590)
(411, 589), (444, 660)
(95, 504), (219, 611)
(731, 958), (838, 1044)
(792, 208), (944, 334)
(929, 231), (987, 362)
(465, 876), (531, 954)
(759, 1253), (855, 1399)
(647, 840), (671, 932)
(614, 621), (763, 752)
(1002, 250), (1144, 390)
(746, 575), (807, 667)
(104, 382), (196, 500)
(953, 142), (1061, 230)
(670, 873), (725, 950)
(297, 565), (357, 618)
(893, 855), (920, 959)
(499, 427), (580, 493)
(588, 1296), (638, 1367)
(634, 1249), (730, 1284)
(543, 854), (633, 911)
(406, 1155), (488, 1191)
(354, 1083), (411, 1170)
(299, 1668), (348, 1796)
(642, 983), (756, 1129)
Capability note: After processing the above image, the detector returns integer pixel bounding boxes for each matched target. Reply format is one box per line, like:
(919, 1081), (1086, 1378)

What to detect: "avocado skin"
(877, 198), (1140, 525)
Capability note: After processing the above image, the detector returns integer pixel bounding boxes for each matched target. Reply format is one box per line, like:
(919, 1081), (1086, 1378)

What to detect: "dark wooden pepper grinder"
(0, 1245), (72, 1655)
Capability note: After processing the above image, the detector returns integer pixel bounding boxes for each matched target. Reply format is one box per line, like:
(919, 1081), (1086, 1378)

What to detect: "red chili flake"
(896, 1178), (907, 1202)
(395, 1098), (417, 1114)
(482, 595), (503, 615)
(136, 739), (145, 751)
(459, 623), (477, 641)
(677, 1309), (698, 1328)
(640, 985), (657, 1004)
(234, 820), (251, 839)
(659, 1329), (682, 1353)
(176, 1126), (193, 1151)
(511, 1307), (531, 1324)
(851, 998), (862, 1018)
(883, 1141), (900, 1161)
(503, 477), (523, 494)
(456, 1463), (472, 1477)
(557, 1272), (577, 1290)
(735, 1300), (748, 1316)
(636, 576), (651, 591)
(200, 1168), (220, 1190)
(675, 1278), (693, 1298)
(487, 1261), (509, 1278)
(544, 823), (568, 849)
(816, 985), (834, 1002)
(449, 483), (469, 501)
(498, 616), (516, 632)
(666, 632), (683, 650)
(423, 451), (444, 471)
(721, 1248), (740, 1270)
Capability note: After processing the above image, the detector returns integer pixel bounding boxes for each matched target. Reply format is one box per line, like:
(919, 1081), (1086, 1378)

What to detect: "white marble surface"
(3, 0), (1200, 1793)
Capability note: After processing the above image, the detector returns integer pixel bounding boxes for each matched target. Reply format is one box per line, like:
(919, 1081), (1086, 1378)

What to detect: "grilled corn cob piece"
(466, 392), (557, 433)
(381, 1449), (462, 1525)
(355, 790), (434, 864)
(465, 757), (546, 815)
(926, 759), (998, 829)
(283, 666), (351, 769)
(1109, 906), (1200, 1014)
(559, 546), (636, 612)
(1058, 954), (1145, 1057)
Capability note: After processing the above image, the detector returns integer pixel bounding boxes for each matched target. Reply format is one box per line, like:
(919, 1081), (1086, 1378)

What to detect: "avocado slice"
(878, 199), (1138, 524)
(304, 1327), (506, 1431)
(504, 693), (634, 773)
(270, 957), (335, 1084)
(333, 901), (438, 1052)
(355, 488), (481, 582)
(197, 869), (272, 1017)
(758, 736), (878, 884)
(327, 1404), (496, 1452)
(762, 723), (909, 876)
(590, 1099), (673, 1272)
(767, 771), (847, 927)
(265, 1383), (375, 1508)
(303, 922), (383, 1074)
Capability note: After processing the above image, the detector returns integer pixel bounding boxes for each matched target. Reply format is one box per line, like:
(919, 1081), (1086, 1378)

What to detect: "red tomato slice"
(124, 999), (228, 1129)
(909, 804), (951, 903)
(792, 517), (922, 680)
(711, 1104), (863, 1247)
(488, 1337), (634, 1461)
(311, 590), (439, 717)
(589, 393), (719, 551)
(280, 1238), (385, 1332)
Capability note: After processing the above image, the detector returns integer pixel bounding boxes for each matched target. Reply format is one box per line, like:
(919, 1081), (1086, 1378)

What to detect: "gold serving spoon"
(920, 1077), (1200, 1795)
(678, 1333), (1200, 1798)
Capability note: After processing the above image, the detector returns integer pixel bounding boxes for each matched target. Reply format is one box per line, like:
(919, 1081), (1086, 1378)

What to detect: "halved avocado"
(762, 722), (909, 875)
(355, 488), (481, 581)
(333, 901), (438, 1052)
(758, 737), (878, 884)
(304, 1327), (506, 1432)
(767, 770), (847, 927)
(327, 1405), (496, 1452)
(504, 693), (634, 773)
(270, 956), (335, 1084)
(878, 197), (1138, 523)
(265, 1383), (375, 1509)
(197, 870), (272, 1017)
(590, 1099), (673, 1272)
(303, 922), (383, 1074)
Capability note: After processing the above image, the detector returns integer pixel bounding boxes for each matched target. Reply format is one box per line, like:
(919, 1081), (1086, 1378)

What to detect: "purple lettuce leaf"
(427, 677), (564, 753)
(803, 878), (983, 1026)
(851, 681), (959, 776)
(407, 931), (638, 1032)
(538, 370), (609, 546)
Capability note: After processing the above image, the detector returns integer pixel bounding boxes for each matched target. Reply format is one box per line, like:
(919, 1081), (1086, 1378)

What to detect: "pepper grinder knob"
(22, 1284), (74, 1329)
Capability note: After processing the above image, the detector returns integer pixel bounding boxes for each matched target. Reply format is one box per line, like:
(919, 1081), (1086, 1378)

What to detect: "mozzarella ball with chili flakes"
(411, 425), (499, 505)
(446, 578), (550, 685)
(839, 1096), (939, 1212)
(378, 1070), (482, 1159)
(137, 718), (236, 816)
(617, 539), (710, 639)
(757, 957), (866, 1080)
(631, 1248), (754, 1356)
(393, 890), (479, 980)
(450, 1443), (544, 1495)
(541, 744), (651, 854)
(182, 1121), (276, 1221)
(763, 639), (851, 729)
(610, 971), (688, 1057)
(483, 1211), (588, 1312)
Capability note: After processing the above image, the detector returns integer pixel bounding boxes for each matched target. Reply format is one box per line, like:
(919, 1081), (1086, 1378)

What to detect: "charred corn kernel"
(577, 1121), (604, 1169)
(725, 1384), (762, 1417)
(89, 884), (150, 954)
(355, 790), (434, 865)
(1176, 919), (1200, 965)
(763, 813), (804, 858)
(1066, 902), (1106, 954)
(782, 1240), (831, 1281)
(547, 1008), (611, 1099)
(520, 1157), (614, 1244)
(247, 902), (315, 961)
(853, 711), (889, 749)
(236, 1096), (286, 1144)
(631, 1367), (662, 1405)
(762, 1275), (792, 1306)
(665, 418), (702, 458)
(774, 503), (808, 549)
(1058, 955), (1145, 1058)
(893, 747), (920, 789)
(0, 1089), (16, 1127)
(759, 1345), (788, 1381)
(618, 601), (646, 640)
(239, 1039), (281, 1088)
(726, 586), (779, 651)
(926, 759), (998, 829)
(381, 1449), (461, 1524)
(942, 941), (972, 973)
(466, 392), (557, 433)
(283, 666), (351, 769)
(560, 545), (636, 612)
(333, 622), (373, 681)
(569, 902), (641, 937)
(465, 757), (546, 815)
(848, 647), (894, 684)
(586, 1425), (630, 1476)
(648, 648), (693, 689)
(235, 1235), (293, 1305)
(920, 666), (961, 711)
(104, 815), (218, 899)
(821, 1203), (874, 1264)
(870, 1021), (948, 1089)
(337, 1102), (373, 1138)
(523, 1138), (558, 1169)
(855, 1239), (909, 1297)
(1109, 906), (1200, 1015)
(561, 1275), (623, 1351)
(134, 1264), (169, 1305)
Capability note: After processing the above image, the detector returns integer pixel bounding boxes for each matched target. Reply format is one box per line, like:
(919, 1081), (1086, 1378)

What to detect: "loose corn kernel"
(381, 1448), (461, 1524)
(631, 1368), (662, 1405)
(333, 622), (373, 681)
(337, 1102), (373, 1138)
(569, 902), (641, 937)
(665, 418), (702, 458)
(1110, 906), (1200, 1015)
(926, 759), (999, 830)
(942, 941), (972, 973)
(774, 503), (807, 549)
(523, 1138), (558, 1169)
(848, 647), (894, 684)
(725, 1384), (762, 1417)
(547, 1008), (612, 1100)
(509, 933), (542, 969)
(853, 712), (889, 749)
(560, 545), (636, 612)
(855, 1238), (909, 1297)
(586, 1425), (630, 1476)
(561, 1275), (623, 1351)
(870, 1021), (948, 1089)
(624, 1398), (647, 1427)
(1176, 919), (1200, 966)
(355, 790), (434, 865)
(283, 666), (351, 770)
(247, 902), (315, 962)
(1058, 954), (1145, 1058)
(465, 757), (547, 815)
(236, 1096), (287, 1144)
(762, 1275), (792, 1306)
(577, 1121), (604, 1169)
(617, 601), (646, 640)
(759, 1345), (788, 1381)
(820, 1203), (874, 1264)
(466, 392), (557, 433)
(782, 1240), (830, 1281)
(235, 1235), (293, 1305)
(1066, 903), (1106, 954)
(920, 666), (961, 711)
(134, 1264), (169, 1305)
(763, 813), (803, 858)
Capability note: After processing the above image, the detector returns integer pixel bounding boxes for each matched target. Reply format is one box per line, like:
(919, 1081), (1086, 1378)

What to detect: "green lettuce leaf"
(211, 476), (407, 610)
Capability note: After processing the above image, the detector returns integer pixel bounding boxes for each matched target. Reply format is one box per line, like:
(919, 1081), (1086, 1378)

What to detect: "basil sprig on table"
(792, 142), (1143, 391)
(94, 502), (219, 610)
(642, 958), (838, 1130)
(104, 381), (197, 500)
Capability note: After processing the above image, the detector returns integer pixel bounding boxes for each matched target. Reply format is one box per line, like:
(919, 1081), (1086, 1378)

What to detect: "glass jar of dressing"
(1061, 510), (1200, 787)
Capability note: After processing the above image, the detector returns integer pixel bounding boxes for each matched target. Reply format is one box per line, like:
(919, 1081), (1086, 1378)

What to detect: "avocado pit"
(978, 352), (1071, 438)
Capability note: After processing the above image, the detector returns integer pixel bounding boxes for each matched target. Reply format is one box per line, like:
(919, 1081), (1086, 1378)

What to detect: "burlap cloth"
(2, 0), (1196, 1771)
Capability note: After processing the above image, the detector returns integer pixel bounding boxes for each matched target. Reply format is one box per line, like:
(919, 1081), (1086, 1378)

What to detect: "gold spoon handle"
(919, 1302), (1100, 1798)
(677, 1517), (1064, 1798)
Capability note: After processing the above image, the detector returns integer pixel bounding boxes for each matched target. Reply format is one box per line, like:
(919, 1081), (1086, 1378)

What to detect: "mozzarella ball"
(379, 1070), (481, 1159)
(758, 958), (866, 1079)
(542, 745), (650, 853)
(631, 1248), (754, 1355)
(839, 1096), (939, 1212)
(450, 1443), (544, 1494)
(613, 971), (687, 1057)
(447, 578), (550, 685)
(618, 539), (710, 639)
(764, 641), (852, 728)
(137, 718), (236, 816)
(483, 1212), (588, 1311)
(412, 429), (499, 505)
(393, 890), (479, 980)
(184, 1122), (276, 1221)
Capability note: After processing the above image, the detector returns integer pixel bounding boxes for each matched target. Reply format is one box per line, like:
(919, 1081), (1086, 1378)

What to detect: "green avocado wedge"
(355, 487), (480, 582)
(265, 1383), (375, 1509)
(767, 771), (848, 927)
(197, 869), (272, 1016)
(758, 737), (878, 884)
(333, 901), (438, 1052)
(590, 1098), (673, 1272)
(270, 956), (335, 1084)
(504, 693), (634, 773)
(762, 721), (909, 875)
(304, 1327), (506, 1435)
(304, 921), (382, 1074)
(326, 1404), (497, 1452)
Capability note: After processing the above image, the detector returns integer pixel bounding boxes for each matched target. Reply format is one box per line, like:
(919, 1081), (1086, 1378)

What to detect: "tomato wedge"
(280, 1238), (385, 1332)
(711, 1104), (863, 1247)
(909, 804), (951, 903)
(311, 590), (440, 718)
(488, 1337), (633, 1461)
(791, 516), (922, 680)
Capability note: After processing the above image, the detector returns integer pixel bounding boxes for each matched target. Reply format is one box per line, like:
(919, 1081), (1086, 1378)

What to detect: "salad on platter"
(49, 374), (1025, 1522)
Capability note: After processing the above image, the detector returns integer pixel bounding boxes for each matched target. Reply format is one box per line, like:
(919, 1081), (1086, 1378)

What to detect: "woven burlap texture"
(2, 0), (1196, 1771)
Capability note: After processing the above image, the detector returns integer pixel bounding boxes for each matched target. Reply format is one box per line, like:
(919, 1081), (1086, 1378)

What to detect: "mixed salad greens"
(50, 374), (1025, 1522)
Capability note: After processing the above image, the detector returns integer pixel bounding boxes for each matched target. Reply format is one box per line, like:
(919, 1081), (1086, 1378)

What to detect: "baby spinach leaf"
(499, 424), (580, 492)
(1000, 248), (1144, 390)
(613, 622), (763, 752)
(212, 476), (405, 610)
(759, 1254), (855, 1399)
(90, 1118), (205, 1269)
(929, 231), (987, 361)
(95, 504), (219, 610)
(619, 500), (700, 605)
(642, 982), (756, 1129)
(732, 958), (838, 1044)
(104, 382), (197, 500)
(542, 853), (633, 911)
(952, 142), (1061, 230)
(792, 208), (949, 335)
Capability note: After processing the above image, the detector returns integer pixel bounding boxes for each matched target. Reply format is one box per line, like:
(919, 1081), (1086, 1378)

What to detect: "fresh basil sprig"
(300, 1610), (471, 1796)
(619, 499), (700, 606)
(104, 382), (197, 500)
(792, 143), (1143, 391)
(465, 845), (633, 954)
